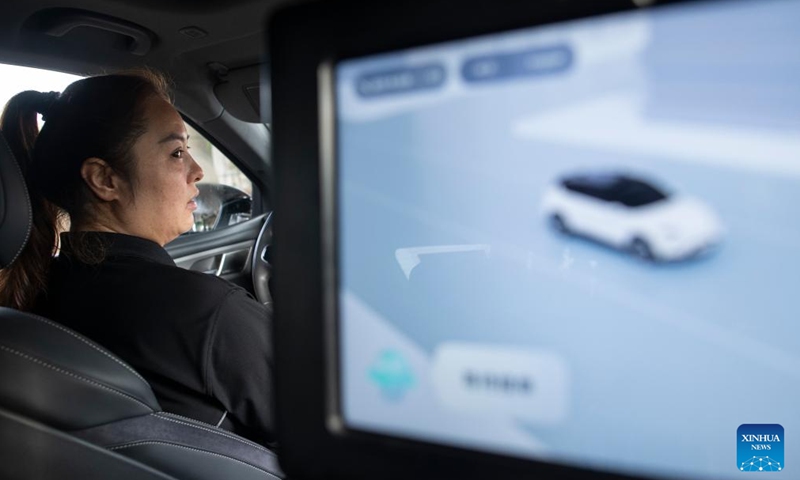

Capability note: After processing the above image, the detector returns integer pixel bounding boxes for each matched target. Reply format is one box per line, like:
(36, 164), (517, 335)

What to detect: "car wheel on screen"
(550, 213), (570, 234)
(630, 237), (655, 262)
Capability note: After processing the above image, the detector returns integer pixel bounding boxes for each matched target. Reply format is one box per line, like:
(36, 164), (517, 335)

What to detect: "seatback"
(0, 406), (180, 480)
(0, 127), (31, 269)
(0, 307), (160, 429)
(0, 307), (283, 480)
(0, 129), (282, 480)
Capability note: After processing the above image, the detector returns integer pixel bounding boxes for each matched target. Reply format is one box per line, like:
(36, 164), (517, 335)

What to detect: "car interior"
(0, 0), (281, 478)
(1, 0), (797, 479)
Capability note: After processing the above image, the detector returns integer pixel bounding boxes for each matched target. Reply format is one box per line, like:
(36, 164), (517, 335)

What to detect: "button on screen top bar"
(462, 44), (573, 84)
(355, 64), (447, 99)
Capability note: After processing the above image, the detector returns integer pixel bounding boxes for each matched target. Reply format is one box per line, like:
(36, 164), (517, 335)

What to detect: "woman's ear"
(80, 158), (127, 202)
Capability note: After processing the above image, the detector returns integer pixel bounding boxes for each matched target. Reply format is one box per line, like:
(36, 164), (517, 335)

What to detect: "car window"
(562, 177), (611, 202)
(0, 63), (82, 125)
(185, 123), (254, 232)
(611, 179), (667, 207)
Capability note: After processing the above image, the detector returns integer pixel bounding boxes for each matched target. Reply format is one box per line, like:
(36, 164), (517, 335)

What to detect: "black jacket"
(35, 232), (274, 446)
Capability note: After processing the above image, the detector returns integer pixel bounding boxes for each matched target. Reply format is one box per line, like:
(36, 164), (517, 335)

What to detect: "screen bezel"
(269, 0), (701, 479)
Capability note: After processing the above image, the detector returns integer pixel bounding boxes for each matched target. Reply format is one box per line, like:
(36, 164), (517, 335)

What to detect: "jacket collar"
(59, 231), (175, 266)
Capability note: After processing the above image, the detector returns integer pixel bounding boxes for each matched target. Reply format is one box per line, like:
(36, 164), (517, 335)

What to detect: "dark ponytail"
(0, 91), (64, 311)
(0, 70), (170, 312)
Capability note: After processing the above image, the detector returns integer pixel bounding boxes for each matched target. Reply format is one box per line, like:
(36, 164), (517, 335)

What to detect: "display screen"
(335, 1), (799, 478)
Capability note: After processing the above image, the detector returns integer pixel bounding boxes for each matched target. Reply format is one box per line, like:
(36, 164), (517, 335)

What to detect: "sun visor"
(213, 64), (270, 124)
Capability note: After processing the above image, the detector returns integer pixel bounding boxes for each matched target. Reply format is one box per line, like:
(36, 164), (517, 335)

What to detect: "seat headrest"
(0, 130), (33, 268)
(0, 307), (161, 430)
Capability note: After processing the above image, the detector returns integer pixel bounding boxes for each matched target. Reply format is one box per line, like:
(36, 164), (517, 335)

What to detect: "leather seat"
(0, 131), (283, 480)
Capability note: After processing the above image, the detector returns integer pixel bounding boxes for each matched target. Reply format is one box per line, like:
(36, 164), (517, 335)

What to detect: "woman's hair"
(0, 69), (170, 311)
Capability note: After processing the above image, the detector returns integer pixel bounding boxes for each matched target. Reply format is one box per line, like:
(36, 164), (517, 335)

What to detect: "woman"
(0, 71), (274, 446)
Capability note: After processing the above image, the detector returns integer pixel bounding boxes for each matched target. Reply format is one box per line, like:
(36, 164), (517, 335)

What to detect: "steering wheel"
(251, 211), (273, 307)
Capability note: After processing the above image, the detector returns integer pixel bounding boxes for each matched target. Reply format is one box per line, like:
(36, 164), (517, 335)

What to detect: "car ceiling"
(0, 0), (295, 196)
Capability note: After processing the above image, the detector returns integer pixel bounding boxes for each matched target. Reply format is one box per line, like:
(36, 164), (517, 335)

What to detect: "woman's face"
(120, 96), (204, 245)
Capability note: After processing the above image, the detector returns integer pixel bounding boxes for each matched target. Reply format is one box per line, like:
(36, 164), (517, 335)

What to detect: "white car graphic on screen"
(541, 172), (724, 261)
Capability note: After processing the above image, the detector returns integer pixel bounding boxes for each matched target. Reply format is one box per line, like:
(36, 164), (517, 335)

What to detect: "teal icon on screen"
(368, 350), (416, 400)
(738, 424), (783, 472)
